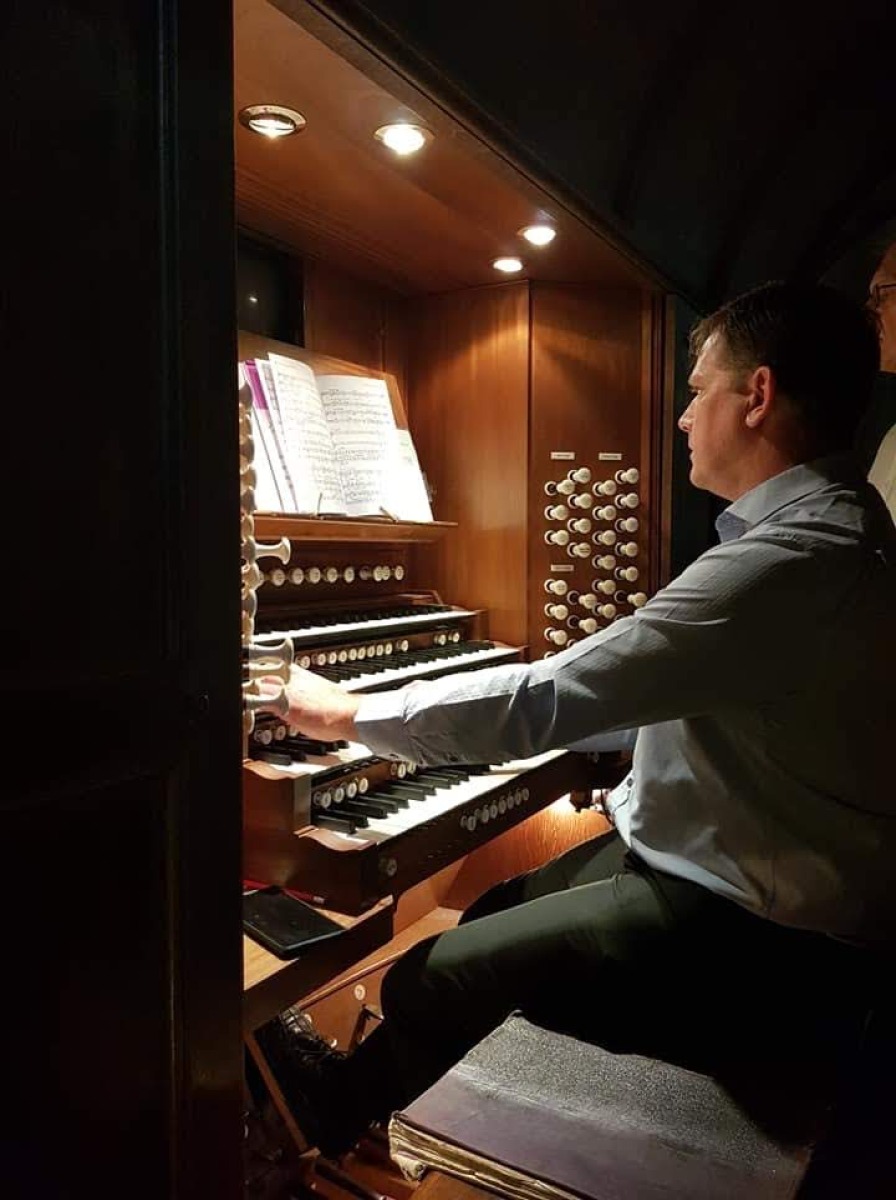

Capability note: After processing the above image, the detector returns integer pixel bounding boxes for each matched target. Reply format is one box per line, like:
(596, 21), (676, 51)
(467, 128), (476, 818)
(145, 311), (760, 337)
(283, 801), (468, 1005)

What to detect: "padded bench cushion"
(389, 1015), (819, 1200)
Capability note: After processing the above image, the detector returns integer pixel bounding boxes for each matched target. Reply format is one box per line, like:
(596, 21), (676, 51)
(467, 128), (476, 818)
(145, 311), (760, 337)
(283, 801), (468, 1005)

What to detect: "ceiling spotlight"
(238, 104), (306, 139)
(493, 257), (524, 273)
(374, 123), (432, 156)
(520, 224), (557, 247)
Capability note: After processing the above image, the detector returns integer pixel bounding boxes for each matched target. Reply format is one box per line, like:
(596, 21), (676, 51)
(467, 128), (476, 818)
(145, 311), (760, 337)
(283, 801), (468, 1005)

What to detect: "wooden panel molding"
(407, 283), (531, 642)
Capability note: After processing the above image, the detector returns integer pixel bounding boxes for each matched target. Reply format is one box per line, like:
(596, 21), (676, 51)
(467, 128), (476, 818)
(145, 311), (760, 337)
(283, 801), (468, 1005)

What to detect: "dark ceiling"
(318, 0), (896, 311)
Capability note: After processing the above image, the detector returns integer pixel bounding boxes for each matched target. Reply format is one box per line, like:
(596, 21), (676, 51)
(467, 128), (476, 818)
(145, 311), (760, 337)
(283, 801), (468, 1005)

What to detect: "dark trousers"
(333, 830), (873, 1148)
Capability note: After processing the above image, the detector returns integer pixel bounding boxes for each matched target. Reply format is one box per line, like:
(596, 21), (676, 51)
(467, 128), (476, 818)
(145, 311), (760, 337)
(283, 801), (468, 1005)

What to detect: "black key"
(249, 750), (294, 767)
(340, 798), (393, 820)
(381, 781), (437, 799)
(354, 792), (402, 814)
(416, 770), (464, 785)
(313, 812), (367, 834)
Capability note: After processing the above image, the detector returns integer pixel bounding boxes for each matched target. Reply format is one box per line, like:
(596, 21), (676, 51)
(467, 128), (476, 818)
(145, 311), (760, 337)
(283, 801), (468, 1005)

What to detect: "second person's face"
(869, 244), (896, 373)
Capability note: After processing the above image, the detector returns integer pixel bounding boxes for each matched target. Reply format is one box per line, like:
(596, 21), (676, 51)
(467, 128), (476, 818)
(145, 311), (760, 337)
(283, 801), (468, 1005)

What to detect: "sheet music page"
(267, 354), (346, 514)
(254, 358), (300, 511)
(383, 429), (434, 522)
(249, 406), (284, 511)
(239, 365), (282, 511)
(315, 374), (404, 516)
(243, 360), (291, 510)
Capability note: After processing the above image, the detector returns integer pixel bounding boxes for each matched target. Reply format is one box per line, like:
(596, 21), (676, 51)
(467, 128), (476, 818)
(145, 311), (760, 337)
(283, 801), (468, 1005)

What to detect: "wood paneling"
(529, 285), (649, 654)
(408, 284), (531, 644)
(304, 258), (410, 402)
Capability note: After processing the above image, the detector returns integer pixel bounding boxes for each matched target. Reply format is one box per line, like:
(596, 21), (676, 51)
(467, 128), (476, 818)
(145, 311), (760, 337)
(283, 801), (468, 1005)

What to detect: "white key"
(255, 606), (475, 648)
(338, 645), (518, 692)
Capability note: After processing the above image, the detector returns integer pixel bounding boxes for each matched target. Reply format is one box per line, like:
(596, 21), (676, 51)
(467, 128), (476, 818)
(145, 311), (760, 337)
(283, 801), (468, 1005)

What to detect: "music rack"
(254, 515), (456, 544)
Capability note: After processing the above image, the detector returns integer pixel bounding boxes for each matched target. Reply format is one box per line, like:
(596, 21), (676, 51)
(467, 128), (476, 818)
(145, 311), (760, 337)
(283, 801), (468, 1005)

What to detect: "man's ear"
(744, 365), (775, 428)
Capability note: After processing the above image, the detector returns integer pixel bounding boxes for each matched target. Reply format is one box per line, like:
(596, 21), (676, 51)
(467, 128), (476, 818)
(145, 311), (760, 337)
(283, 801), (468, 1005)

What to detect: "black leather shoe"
(254, 1007), (352, 1159)
(280, 1006), (346, 1063)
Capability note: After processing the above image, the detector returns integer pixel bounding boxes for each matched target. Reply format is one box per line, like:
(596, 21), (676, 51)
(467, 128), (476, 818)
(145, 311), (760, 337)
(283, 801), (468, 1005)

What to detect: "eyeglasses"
(868, 282), (896, 310)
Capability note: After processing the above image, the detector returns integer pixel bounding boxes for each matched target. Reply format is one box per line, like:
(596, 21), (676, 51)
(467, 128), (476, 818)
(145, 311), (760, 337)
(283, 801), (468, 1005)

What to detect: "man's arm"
(258, 528), (835, 766)
(256, 667), (361, 743)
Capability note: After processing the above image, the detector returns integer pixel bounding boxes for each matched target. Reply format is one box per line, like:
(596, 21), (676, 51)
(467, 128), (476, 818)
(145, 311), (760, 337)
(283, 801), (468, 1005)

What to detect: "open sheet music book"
(240, 352), (433, 522)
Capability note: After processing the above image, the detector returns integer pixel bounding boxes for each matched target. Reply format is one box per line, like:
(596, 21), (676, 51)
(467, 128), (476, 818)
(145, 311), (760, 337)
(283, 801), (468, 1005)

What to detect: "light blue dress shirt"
(356, 457), (896, 944)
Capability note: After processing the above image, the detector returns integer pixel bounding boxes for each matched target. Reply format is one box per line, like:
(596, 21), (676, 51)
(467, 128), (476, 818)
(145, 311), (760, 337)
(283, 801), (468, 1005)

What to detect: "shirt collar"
(714, 454), (863, 542)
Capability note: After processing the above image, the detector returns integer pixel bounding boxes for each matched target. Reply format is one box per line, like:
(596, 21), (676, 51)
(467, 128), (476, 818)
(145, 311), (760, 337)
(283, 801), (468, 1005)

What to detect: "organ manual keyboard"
(238, 338), (629, 919)
(243, 583), (598, 913)
(253, 599), (521, 690)
(244, 739), (594, 914)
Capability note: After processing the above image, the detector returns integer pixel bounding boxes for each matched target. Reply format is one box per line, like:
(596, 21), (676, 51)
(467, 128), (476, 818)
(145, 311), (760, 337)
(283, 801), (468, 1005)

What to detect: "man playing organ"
(257, 277), (896, 1160)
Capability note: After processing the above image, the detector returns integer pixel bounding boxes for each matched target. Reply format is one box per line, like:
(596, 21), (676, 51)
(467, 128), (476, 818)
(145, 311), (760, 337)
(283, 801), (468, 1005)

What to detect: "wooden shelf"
(253, 514), (457, 544)
(243, 897), (394, 1033)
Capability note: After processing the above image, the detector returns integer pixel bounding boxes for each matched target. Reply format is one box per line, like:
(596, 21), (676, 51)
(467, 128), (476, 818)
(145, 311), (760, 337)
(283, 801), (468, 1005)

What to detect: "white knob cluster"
(356, 563), (405, 581)
(238, 366), (293, 745)
(265, 563), (397, 586)
(541, 460), (644, 657)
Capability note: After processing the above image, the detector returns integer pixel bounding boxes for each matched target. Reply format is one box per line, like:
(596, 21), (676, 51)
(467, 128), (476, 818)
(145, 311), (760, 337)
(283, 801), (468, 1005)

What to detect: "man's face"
(869, 243), (896, 373)
(679, 332), (754, 500)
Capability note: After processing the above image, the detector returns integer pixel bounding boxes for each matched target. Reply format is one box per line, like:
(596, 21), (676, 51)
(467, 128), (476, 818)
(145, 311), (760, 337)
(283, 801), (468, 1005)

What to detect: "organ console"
(238, 340), (623, 922)
(233, 2), (655, 1181)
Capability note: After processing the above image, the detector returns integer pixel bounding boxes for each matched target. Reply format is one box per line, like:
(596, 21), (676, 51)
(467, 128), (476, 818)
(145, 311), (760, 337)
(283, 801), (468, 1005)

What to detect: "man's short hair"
(690, 281), (880, 452)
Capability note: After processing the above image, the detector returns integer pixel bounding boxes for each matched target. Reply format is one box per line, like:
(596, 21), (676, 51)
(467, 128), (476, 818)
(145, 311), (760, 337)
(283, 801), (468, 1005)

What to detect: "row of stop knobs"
(545, 529), (639, 556)
(541, 465), (643, 650)
(545, 466), (639, 495)
(543, 582), (647, 643)
(266, 563), (406, 586)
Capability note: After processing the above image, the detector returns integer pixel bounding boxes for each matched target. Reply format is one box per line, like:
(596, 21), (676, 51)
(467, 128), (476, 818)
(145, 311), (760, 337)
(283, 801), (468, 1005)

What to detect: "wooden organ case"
(237, 0), (667, 1182)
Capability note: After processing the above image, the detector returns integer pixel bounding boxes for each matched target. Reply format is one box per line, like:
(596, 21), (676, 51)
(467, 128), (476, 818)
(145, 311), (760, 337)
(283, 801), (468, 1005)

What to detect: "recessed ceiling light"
(493, 257), (524, 273)
(238, 104), (306, 139)
(520, 224), (557, 247)
(374, 123), (432, 156)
